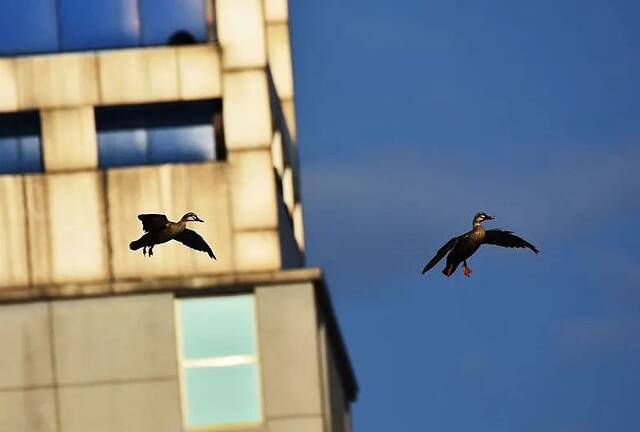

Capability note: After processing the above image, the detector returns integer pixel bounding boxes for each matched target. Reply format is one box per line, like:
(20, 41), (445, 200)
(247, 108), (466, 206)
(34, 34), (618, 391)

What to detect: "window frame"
(174, 293), (264, 431)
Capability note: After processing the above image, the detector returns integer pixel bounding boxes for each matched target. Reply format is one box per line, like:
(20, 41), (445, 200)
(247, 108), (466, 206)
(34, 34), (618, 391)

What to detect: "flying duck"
(422, 212), (538, 277)
(129, 212), (216, 259)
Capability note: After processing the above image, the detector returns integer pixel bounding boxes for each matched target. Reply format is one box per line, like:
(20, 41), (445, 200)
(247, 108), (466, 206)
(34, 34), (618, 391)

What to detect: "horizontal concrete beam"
(0, 45), (222, 112)
(0, 268), (323, 303)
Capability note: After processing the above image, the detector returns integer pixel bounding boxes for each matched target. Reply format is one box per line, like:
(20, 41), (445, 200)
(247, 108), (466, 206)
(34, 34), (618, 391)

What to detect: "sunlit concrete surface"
(0, 1), (355, 430)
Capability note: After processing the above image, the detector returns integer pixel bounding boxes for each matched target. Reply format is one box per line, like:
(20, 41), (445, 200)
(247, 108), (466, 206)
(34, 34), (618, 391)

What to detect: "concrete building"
(0, 1), (357, 431)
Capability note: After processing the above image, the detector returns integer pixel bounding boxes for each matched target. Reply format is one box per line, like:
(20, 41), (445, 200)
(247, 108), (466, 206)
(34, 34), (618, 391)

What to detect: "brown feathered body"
(442, 225), (485, 276)
(129, 212), (216, 259)
(422, 212), (538, 277)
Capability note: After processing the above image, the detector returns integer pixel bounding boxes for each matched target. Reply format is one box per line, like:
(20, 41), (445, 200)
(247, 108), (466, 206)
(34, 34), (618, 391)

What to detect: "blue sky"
(290, 1), (640, 430)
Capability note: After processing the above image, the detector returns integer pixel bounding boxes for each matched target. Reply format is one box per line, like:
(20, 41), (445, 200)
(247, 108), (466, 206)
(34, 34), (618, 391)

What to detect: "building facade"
(0, 1), (357, 431)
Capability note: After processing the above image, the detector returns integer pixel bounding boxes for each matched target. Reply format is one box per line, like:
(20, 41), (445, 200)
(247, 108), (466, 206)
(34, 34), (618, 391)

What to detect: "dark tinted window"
(96, 101), (218, 168)
(0, 111), (43, 174)
(0, 0), (58, 55)
(59, 0), (140, 51)
(0, 0), (209, 55)
(141, 0), (207, 45)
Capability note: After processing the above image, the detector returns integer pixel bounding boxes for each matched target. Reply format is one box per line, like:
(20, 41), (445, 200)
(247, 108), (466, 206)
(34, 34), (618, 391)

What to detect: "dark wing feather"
(422, 236), (459, 274)
(483, 229), (539, 253)
(173, 229), (216, 259)
(138, 214), (169, 232)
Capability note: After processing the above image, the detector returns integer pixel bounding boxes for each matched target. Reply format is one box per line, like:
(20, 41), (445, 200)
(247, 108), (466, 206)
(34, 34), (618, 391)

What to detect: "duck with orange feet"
(422, 212), (538, 278)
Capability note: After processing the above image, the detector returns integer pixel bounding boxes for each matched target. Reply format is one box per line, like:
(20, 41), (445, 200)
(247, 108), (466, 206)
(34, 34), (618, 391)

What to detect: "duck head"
(182, 212), (205, 223)
(473, 211), (494, 227)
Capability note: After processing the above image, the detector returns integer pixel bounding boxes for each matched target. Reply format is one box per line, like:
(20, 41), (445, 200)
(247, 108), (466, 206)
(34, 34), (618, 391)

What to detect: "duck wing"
(483, 229), (539, 253)
(422, 236), (460, 274)
(174, 229), (216, 259)
(138, 214), (169, 232)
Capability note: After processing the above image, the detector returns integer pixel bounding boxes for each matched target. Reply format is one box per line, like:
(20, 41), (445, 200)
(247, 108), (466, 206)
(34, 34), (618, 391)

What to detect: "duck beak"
(195, 216), (205, 222)
(486, 215), (495, 220)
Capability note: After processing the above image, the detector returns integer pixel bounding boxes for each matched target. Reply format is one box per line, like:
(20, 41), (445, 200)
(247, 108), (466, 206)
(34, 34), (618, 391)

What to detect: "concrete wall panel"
(0, 389), (57, 432)
(282, 167), (294, 214)
(263, 0), (289, 23)
(108, 165), (191, 279)
(216, 0), (266, 69)
(266, 23), (294, 99)
(24, 175), (53, 285)
(256, 283), (322, 417)
(0, 303), (52, 389)
(0, 59), (18, 112)
(177, 45), (222, 100)
(223, 70), (272, 150)
(16, 53), (99, 109)
(270, 131), (284, 176)
(268, 417), (323, 432)
(234, 230), (281, 272)
(41, 107), (98, 172)
(281, 99), (297, 140)
(229, 150), (277, 229)
(186, 163), (235, 274)
(292, 203), (305, 252)
(107, 163), (233, 279)
(52, 294), (177, 384)
(0, 176), (30, 289)
(98, 48), (179, 105)
(47, 172), (108, 284)
(58, 380), (181, 432)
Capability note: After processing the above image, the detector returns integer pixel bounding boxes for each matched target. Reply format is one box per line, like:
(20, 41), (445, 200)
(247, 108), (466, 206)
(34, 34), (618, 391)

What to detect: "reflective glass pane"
(0, 138), (20, 174)
(180, 295), (256, 360)
(140, 0), (207, 45)
(59, 0), (140, 50)
(98, 129), (148, 168)
(0, 0), (58, 55)
(19, 136), (43, 173)
(185, 364), (261, 427)
(148, 125), (215, 164)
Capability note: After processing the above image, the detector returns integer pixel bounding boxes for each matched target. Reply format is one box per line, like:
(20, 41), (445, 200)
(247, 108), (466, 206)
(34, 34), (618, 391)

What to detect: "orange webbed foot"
(463, 265), (472, 277)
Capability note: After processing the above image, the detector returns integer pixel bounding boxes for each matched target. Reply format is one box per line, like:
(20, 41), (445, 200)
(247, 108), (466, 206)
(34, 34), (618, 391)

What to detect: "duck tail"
(442, 263), (456, 277)
(129, 239), (144, 251)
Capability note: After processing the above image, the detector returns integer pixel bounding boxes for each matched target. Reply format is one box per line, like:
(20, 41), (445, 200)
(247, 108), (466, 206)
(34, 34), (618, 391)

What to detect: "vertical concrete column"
(216, 0), (267, 69)
(263, 0), (297, 140)
(0, 176), (30, 292)
(256, 283), (325, 431)
(0, 59), (18, 112)
(224, 70), (281, 271)
(261, 0), (305, 257)
(41, 107), (98, 172)
(217, 0), (282, 271)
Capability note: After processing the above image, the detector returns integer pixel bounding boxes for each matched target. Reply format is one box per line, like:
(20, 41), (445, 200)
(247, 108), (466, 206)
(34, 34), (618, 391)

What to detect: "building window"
(59, 0), (141, 51)
(0, 0), (58, 55)
(176, 295), (262, 429)
(96, 100), (220, 168)
(0, 0), (208, 55)
(0, 111), (43, 175)
(141, 0), (207, 46)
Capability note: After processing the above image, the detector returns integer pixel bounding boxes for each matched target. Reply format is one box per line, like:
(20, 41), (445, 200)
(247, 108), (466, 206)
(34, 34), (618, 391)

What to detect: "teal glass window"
(177, 295), (262, 429)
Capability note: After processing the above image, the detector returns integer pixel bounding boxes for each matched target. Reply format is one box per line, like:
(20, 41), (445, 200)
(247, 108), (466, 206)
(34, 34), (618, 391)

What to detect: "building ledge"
(0, 266), (358, 402)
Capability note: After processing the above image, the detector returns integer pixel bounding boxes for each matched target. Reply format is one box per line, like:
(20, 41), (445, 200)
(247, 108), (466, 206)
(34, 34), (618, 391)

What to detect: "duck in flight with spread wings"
(129, 212), (216, 259)
(422, 212), (537, 277)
